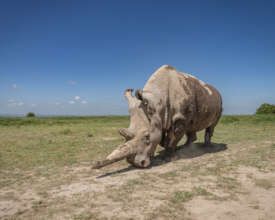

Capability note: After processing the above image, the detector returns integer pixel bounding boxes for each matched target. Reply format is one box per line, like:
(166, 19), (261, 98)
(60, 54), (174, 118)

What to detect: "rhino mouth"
(126, 154), (151, 168)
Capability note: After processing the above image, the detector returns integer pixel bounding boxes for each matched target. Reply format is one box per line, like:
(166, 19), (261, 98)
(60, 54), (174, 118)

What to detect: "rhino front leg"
(184, 131), (197, 146)
(160, 131), (170, 149)
(164, 119), (185, 157)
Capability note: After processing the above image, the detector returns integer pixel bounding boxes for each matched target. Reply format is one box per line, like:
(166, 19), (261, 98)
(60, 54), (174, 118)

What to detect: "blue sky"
(0, 0), (275, 116)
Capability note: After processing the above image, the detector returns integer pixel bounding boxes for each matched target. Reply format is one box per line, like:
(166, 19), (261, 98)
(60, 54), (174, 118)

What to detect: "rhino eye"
(147, 105), (155, 116)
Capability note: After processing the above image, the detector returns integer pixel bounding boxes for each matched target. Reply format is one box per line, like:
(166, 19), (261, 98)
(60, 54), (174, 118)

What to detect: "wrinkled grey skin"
(92, 65), (222, 169)
(135, 65), (223, 158)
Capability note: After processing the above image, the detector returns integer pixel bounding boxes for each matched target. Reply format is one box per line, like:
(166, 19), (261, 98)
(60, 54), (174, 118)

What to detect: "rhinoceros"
(92, 65), (222, 169)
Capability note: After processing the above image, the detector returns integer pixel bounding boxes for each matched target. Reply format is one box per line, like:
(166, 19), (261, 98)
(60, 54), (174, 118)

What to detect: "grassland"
(0, 115), (275, 219)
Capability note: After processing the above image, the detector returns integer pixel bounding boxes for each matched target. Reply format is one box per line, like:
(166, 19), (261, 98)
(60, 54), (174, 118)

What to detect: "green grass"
(0, 116), (130, 127)
(0, 114), (275, 171)
(0, 116), (131, 188)
(219, 114), (275, 125)
(0, 116), (129, 170)
(0, 114), (275, 188)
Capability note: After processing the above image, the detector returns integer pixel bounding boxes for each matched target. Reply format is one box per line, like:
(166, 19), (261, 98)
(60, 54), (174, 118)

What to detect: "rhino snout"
(137, 157), (151, 168)
(127, 154), (151, 168)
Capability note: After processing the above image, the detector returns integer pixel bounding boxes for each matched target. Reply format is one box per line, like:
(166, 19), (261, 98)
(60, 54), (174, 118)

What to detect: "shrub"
(26, 112), (36, 117)
(256, 103), (275, 114)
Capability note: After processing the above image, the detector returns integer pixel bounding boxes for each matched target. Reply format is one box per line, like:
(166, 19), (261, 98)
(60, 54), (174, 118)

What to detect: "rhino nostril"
(140, 160), (145, 167)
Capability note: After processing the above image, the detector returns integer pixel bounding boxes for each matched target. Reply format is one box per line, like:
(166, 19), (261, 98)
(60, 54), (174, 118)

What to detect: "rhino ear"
(135, 90), (143, 101)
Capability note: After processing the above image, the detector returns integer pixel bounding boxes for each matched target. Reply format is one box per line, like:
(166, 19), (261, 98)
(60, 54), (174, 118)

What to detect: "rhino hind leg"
(204, 111), (222, 146)
(204, 126), (215, 145)
(184, 132), (197, 146)
(205, 110), (222, 146)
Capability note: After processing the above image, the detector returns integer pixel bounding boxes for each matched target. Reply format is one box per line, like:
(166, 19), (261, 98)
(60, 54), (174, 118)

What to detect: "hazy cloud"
(12, 84), (23, 89)
(8, 101), (24, 107)
(74, 96), (80, 100)
(68, 80), (77, 86)
(69, 100), (75, 104)
(8, 103), (17, 107)
(55, 102), (61, 105)
(81, 100), (88, 104)
(31, 104), (37, 107)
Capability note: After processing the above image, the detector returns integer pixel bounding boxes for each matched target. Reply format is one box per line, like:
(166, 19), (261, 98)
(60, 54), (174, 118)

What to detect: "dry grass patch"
(254, 178), (273, 190)
(171, 186), (214, 204)
(158, 170), (178, 179)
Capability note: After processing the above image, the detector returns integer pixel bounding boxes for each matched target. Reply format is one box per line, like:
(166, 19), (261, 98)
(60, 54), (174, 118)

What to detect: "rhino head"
(92, 89), (157, 169)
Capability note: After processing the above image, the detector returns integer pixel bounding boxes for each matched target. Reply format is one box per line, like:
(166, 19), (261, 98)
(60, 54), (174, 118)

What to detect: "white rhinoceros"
(93, 65), (222, 169)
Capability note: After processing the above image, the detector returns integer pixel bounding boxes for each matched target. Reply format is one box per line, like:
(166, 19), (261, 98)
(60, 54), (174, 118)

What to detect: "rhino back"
(142, 65), (222, 133)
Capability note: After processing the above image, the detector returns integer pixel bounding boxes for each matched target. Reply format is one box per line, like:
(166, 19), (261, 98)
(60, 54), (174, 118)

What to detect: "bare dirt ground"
(1, 140), (275, 220)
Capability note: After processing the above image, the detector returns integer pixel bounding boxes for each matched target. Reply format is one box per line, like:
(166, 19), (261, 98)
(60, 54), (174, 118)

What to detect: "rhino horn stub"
(119, 128), (134, 140)
(92, 142), (137, 169)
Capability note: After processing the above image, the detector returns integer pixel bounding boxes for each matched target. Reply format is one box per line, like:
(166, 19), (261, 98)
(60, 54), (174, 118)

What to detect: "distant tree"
(26, 112), (36, 117)
(256, 103), (275, 114)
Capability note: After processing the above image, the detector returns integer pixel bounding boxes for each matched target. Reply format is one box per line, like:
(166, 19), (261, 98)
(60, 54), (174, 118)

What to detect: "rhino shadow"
(96, 142), (227, 178)
(151, 142), (227, 167)
(96, 165), (136, 179)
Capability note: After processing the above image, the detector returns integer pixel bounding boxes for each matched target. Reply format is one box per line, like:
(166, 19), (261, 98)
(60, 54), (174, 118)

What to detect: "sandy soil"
(1, 141), (275, 220)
